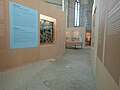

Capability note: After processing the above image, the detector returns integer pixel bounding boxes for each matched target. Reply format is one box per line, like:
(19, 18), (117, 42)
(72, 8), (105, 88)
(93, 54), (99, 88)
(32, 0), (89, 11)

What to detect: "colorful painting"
(40, 19), (54, 44)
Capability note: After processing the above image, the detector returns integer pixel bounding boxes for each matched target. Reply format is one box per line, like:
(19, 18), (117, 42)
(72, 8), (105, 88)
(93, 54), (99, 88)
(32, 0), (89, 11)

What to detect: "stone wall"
(67, 0), (93, 28)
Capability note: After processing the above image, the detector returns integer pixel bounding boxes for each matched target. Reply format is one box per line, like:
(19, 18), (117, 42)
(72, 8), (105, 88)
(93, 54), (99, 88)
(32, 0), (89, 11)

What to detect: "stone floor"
(0, 48), (96, 90)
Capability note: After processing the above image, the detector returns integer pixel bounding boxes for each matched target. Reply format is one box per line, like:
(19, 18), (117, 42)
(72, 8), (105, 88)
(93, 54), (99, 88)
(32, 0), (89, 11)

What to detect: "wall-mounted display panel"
(104, 0), (120, 85)
(9, 1), (38, 48)
(108, 0), (120, 12)
(40, 14), (56, 44)
(97, 0), (107, 61)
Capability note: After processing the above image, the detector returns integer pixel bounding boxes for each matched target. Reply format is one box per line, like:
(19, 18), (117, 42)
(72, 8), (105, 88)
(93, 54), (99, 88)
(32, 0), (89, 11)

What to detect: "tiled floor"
(0, 48), (96, 90)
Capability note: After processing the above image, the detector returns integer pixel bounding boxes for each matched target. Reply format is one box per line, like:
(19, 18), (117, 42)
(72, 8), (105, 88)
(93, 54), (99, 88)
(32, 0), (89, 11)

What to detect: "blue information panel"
(9, 1), (38, 48)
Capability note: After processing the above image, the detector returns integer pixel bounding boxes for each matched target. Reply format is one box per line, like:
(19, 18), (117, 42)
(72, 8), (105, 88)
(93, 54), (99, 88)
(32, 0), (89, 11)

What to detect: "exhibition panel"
(0, 0), (66, 71)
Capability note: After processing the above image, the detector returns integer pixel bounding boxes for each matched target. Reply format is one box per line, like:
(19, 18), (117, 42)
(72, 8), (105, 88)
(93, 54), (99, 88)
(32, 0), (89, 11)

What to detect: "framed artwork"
(40, 19), (54, 44)
(40, 14), (56, 45)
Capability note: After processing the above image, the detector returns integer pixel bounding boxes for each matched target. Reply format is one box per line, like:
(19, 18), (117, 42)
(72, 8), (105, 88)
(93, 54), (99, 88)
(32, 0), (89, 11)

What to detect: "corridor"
(0, 49), (96, 90)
